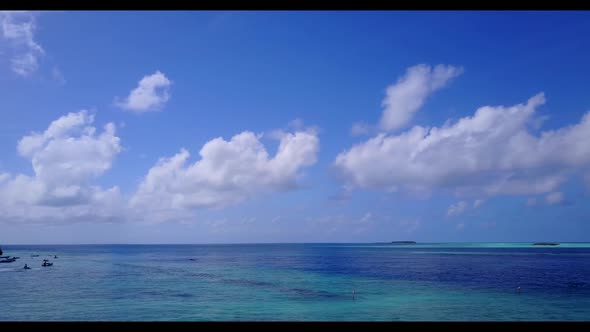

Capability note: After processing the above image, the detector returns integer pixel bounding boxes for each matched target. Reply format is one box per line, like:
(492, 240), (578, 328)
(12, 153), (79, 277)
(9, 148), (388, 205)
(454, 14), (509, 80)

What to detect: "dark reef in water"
(533, 242), (560, 246)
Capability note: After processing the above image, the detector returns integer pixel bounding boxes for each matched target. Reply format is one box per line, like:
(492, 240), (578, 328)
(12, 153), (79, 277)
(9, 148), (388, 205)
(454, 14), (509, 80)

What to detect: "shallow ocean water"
(1, 243), (589, 321)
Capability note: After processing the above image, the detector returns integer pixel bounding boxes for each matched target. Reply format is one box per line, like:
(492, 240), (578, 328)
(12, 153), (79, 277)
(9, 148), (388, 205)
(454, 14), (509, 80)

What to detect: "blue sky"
(1, 11), (590, 244)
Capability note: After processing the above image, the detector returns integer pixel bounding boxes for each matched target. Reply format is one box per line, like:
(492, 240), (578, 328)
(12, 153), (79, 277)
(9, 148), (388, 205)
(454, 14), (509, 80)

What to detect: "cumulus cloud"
(447, 201), (468, 217)
(335, 93), (590, 199)
(379, 64), (463, 132)
(116, 71), (172, 112)
(0, 111), (123, 224)
(1, 11), (45, 76)
(0, 186), (126, 225)
(16, 111), (121, 188)
(0, 113), (320, 225)
(545, 192), (565, 206)
(130, 127), (319, 216)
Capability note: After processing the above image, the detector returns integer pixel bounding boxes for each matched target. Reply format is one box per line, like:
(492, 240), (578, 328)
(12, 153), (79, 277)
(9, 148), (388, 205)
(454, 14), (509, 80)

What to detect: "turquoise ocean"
(1, 243), (589, 321)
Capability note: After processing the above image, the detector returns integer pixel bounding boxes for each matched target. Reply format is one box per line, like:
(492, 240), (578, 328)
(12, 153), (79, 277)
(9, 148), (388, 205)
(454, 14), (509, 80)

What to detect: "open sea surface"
(1, 243), (590, 321)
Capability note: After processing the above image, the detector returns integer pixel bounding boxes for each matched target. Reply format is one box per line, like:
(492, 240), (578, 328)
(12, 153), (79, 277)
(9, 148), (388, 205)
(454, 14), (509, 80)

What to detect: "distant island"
(533, 242), (560, 246)
(374, 241), (417, 245)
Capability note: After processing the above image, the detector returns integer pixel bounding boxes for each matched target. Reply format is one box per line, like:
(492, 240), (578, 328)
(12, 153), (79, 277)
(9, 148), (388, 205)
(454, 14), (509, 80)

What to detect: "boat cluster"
(0, 255), (19, 263)
(0, 247), (58, 269)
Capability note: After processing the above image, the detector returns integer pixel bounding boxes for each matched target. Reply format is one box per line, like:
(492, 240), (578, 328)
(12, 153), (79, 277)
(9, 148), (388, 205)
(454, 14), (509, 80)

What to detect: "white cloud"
(16, 111), (121, 188)
(1, 11), (44, 76)
(0, 186), (126, 225)
(379, 64), (463, 132)
(0, 111), (123, 224)
(116, 71), (172, 112)
(545, 191), (565, 206)
(473, 199), (484, 208)
(11, 52), (38, 76)
(526, 198), (538, 207)
(456, 223), (465, 231)
(335, 93), (590, 198)
(0, 113), (320, 226)
(130, 127), (319, 218)
(447, 201), (468, 217)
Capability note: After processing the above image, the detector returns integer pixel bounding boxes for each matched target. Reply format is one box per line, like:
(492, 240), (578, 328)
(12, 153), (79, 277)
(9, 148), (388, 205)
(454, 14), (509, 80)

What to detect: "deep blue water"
(1, 243), (590, 321)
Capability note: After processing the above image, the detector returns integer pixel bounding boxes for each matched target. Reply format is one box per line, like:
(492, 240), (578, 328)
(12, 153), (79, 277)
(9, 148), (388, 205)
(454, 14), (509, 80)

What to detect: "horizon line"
(2, 241), (588, 246)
